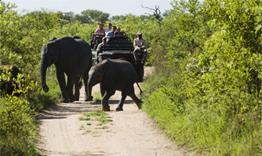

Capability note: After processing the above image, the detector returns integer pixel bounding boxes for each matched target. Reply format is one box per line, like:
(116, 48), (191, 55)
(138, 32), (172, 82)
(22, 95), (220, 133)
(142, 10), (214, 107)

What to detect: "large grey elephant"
(40, 36), (93, 102)
(88, 59), (142, 111)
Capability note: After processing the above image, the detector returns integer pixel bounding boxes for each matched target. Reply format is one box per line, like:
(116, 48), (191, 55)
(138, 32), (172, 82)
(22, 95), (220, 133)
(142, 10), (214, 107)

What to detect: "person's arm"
(133, 39), (138, 48)
(96, 44), (101, 53)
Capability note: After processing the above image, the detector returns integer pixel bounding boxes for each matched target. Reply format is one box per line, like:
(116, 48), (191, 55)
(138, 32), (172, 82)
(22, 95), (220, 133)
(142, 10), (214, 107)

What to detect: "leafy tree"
(76, 9), (109, 23)
(111, 15), (128, 21)
(58, 11), (76, 23)
(143, 0), (262, 155)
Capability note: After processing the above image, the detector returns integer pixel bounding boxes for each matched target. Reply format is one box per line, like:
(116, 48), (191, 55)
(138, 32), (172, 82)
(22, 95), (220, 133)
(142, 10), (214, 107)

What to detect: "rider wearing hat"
(133, 32), (148, 82)
(133, 32), (147, 63)
(133, 32), (147, 50)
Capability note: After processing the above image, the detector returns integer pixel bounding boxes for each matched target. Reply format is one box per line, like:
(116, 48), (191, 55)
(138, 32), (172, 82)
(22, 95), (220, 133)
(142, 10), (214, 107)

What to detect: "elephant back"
(55, 37), (92, 59)
(103, 59), (138, 83)
(44, 36), (92, 75)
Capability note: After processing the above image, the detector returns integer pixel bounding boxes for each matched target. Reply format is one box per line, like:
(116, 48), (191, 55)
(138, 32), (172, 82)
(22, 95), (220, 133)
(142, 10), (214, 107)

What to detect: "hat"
(136, 32), (142, 35)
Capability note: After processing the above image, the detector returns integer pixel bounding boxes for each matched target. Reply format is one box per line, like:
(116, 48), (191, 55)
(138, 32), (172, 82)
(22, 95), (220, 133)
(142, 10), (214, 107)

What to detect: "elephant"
(0, 65), (21, 96)
(87, 59), (142, 111)
(40, 36), (93, 103)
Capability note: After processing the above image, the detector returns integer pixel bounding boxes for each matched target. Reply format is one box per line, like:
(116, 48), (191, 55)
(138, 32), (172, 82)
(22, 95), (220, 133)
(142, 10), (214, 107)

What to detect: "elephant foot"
(85, 96), (93, 101)
(68, 96), (79, 102)
(60, 98), (70, 103)
(102, 105), (110, 111)
(73, 96), (79, 101)
(116, 107), (123, 111)
(69, 98), (75, 103)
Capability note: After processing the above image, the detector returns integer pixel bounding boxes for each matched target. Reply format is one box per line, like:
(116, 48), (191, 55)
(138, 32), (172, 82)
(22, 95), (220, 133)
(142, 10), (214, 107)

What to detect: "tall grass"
(143, 72), (262, 156)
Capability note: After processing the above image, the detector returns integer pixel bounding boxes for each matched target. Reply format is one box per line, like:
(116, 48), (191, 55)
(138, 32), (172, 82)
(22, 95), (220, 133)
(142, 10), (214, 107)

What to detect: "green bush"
(143, 0), (261, 155)
(0, 96), (37, 156)
(28, 77), (61, 111)
(1, 0), (261, 155)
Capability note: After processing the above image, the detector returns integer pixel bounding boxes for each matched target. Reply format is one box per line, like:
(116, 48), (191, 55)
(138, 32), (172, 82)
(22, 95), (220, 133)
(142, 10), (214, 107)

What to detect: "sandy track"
(37, 67), (187, 156)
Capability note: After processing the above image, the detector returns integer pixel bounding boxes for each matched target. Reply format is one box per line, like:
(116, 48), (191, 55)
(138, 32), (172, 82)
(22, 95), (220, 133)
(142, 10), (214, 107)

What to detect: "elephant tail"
(136, 82), (143, 96)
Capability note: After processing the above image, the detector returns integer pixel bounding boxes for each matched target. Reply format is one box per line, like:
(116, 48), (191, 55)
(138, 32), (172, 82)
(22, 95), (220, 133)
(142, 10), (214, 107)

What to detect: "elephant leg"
(100, 83), (105, 98)
(128, 86), (142, 109)
(66, 75), (75, 102)
(74, 76), (81, 101)
(102, 91), (114, 111)
(56, 69), (69, 103)
(116, 92), (127, 111)
(83, 72), (92, 101)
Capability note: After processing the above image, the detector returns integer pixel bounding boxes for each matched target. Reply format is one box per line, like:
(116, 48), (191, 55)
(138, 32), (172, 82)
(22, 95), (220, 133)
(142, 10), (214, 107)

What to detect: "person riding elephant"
(87, 59), (142, 111)
(133, 32), (148, 63)
(133, 32), (148, 82)
(91, 22), (106, 49)
(40, 36), (93, 103)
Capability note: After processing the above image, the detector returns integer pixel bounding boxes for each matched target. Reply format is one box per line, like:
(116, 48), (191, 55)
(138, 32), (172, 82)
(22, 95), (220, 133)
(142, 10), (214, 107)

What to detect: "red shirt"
(94, 28), (105, 36)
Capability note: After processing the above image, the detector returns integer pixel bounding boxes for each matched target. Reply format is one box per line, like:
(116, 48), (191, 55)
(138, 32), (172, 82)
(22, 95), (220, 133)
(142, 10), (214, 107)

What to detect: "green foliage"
(78, 9), (109, 23)
(0, 2), (62, 154)
(143, 0), (262, 155)
(59, 9), (110, 24)
(28, 76), (61, 111)
(0, 96), (37, 156)
(52, 22), (96, 43)
(92, 91), (102, 101)
(1, 0), (261, 155)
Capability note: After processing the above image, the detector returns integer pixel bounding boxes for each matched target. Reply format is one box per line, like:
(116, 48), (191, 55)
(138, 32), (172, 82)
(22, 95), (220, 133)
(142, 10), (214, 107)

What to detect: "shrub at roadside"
(143, 0), (262, 155)
(0, 96), (37, 156)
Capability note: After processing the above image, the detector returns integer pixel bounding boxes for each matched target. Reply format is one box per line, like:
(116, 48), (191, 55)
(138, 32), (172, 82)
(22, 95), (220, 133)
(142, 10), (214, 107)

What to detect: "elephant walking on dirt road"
(87, 59), (142, 111)
(40, 36), (93, 103)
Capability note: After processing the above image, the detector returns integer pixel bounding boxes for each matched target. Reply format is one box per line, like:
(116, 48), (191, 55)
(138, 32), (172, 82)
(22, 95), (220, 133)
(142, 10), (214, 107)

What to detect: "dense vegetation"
(0, 0), (261, 155)
(142, 0), (262, 155)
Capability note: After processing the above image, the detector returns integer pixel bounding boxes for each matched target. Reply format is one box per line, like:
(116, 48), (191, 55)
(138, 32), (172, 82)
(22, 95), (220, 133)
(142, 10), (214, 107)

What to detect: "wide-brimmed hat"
(136, 32), (142, 35)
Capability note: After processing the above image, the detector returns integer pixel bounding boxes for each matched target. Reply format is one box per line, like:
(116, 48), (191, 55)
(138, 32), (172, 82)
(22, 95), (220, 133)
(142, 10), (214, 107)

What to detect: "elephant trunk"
(86, 65), (103, 101)
(87, 74), (97, 100)
(87, 82), (93, 100)
(86, 73), (100, 101)
(40, 60), (49, 92)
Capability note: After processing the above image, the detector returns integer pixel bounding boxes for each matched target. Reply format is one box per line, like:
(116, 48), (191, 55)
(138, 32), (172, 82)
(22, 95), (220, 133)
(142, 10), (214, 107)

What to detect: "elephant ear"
(49, 37), (57, 42)
(73, 36), (80, 39)
(45, 40), (61, 62)
(91, 63), (105, 80)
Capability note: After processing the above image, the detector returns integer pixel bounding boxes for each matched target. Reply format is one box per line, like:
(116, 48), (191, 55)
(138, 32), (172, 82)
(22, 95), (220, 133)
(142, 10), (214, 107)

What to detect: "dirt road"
(37, 67), (187, 156)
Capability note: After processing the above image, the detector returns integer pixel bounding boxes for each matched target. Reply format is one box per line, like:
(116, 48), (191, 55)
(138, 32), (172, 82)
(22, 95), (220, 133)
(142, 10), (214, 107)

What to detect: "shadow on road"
(90, 99), (134, 105)
(36, 102), (99, 120)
